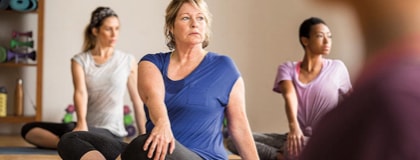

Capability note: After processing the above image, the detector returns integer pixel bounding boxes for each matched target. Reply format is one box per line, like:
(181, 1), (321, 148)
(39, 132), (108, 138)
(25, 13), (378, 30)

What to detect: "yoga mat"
(0, 0), (9, 10)
(9, 0), (37, 12)
(0, 147), (58, 155)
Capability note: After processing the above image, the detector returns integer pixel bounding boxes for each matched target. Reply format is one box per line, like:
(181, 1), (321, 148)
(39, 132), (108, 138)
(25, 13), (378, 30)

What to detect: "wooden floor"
(0, 134), (61, 160)
(0, 134), (33, 147)
(0, 134), (241, 160)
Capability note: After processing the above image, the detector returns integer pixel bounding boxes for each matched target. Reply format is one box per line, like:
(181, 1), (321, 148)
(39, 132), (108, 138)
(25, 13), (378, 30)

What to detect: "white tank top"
(72, 49), (134, 137)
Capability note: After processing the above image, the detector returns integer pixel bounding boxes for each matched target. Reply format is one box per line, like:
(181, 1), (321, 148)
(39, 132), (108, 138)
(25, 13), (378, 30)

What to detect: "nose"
(111, 28), (119, 37)
(323, 36), (331, 44)
(191, 19), (198, 28)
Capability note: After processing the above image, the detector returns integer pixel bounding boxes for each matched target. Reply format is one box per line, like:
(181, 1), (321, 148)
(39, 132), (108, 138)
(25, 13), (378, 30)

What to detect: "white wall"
(2, 0), (364, 134)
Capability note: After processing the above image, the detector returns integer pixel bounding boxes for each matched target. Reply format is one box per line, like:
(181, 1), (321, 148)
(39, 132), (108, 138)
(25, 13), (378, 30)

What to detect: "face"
(302, 24), (332, 55)
(171, 2), (207, 47)
(93, 16), (120, 48)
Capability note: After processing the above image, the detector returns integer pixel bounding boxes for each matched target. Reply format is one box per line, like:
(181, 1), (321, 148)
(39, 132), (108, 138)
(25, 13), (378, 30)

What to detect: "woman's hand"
(287, 128), (305, 158)
(72, 123), (88, 132)
(143, 122), (175, 160)
(73, 121), (89, 131)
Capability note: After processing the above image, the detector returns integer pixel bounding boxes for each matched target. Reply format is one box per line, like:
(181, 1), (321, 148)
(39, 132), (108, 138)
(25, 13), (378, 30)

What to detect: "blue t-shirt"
(140, 52), (240, 160)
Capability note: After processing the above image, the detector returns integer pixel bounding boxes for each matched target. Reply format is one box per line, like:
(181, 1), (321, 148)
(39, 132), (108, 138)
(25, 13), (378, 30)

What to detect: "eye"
(181, 16), (190, 21)
(105, 27), (112, 31)
(197, 16), (205, 21)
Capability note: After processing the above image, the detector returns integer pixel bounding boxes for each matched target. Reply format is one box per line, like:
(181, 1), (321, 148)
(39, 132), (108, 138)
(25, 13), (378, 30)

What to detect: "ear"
(169, 27), (174, 37)
(92, 28), (98, 36)
(301, 37), (309, 47)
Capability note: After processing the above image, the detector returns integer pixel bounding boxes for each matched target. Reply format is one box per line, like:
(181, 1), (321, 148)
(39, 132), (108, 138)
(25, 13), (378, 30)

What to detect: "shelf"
(0, 116), (36, 123)
(0, 10), (38, 14)
(0, 9), (38, 14)
(0, 0), (44, 125)
(0, 62), (37, 67)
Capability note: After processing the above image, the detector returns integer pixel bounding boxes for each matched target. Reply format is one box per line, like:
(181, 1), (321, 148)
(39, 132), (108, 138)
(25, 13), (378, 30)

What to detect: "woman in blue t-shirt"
(121, 0), (259, 160)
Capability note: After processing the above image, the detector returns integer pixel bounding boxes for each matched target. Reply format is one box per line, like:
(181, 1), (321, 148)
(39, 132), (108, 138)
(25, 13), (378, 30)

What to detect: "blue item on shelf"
(9, 0), (37, 12)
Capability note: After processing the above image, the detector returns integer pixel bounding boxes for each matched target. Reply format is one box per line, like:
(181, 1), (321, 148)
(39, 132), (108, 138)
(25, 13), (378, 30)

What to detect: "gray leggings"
(121, 134), (203, 160)
(226, 132), (287, 160)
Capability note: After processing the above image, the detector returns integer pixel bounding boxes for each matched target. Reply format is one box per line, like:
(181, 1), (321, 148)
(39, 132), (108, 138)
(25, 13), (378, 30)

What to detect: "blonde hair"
(164, 0), (212, 50)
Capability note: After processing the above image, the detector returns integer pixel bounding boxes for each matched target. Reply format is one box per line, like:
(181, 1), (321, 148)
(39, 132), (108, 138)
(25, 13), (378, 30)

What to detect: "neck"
(301, 55), (323, 73)
(92, 47), (113, 57)
(172, 45), (205, 63)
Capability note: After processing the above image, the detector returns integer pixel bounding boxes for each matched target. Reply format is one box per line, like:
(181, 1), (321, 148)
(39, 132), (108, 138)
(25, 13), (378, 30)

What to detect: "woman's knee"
(121, 134), (149, 160)
(21, 122), (39, 138)
(58, 131), (96, 160)
(58, 131), (76, 149)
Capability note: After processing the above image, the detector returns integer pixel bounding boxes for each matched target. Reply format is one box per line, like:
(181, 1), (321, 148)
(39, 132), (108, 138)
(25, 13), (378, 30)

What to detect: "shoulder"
(72, 51), (90, 63)
(114, 49), (135, 60)
(325, 59), (345, 66)
(207, 52), (233, 62)
(140, 52), (171, 70)
(72, 51), (88, 59)
(141, 52), (171, 61)
(324, 59), (348, 70)
(114, 49), (129, 56)
(278, 61), (298, 70)
(205, 52), (240, 70)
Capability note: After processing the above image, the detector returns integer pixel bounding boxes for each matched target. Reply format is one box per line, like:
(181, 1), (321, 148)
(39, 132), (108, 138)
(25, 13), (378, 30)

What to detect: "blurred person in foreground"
(301, 0), (420, 160)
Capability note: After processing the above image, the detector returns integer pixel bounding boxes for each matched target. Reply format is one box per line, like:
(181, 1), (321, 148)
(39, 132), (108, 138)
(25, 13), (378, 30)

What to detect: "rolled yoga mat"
(9, 0), (37, 12)
(0, 0), (10, 10)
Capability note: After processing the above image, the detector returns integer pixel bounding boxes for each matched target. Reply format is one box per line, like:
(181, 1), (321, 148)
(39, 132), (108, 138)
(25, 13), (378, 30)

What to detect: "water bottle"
(14, 78), (23, 116)
(0, 86), (7, 117)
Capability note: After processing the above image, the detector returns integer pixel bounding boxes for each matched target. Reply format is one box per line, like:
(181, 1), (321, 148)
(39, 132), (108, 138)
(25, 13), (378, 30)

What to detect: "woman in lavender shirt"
(227, 17), (352, 160)
(273, 17), (352, 159)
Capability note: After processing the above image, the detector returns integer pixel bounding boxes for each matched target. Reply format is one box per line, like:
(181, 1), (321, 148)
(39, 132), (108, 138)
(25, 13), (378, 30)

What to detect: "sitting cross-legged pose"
(226, 17), (352, 160)
(273, 17), (352, 160)
(120, 0), (259, 160)
(21, 6), (146, 160)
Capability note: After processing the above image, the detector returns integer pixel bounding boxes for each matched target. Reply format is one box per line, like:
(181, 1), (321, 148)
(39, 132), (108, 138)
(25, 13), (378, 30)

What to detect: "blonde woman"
(121, 0), (259, 160)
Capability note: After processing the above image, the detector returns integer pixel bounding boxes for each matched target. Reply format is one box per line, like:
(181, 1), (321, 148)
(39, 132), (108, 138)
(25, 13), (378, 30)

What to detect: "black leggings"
(21, 122), (77, 139)
(58, 130), (127, 160)
(121, 134), (203, 160)
(22, 122), (127, 160)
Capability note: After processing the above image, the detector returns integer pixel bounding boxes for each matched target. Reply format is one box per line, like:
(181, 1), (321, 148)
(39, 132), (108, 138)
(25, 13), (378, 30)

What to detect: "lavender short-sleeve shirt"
(273, 59), (352, 136)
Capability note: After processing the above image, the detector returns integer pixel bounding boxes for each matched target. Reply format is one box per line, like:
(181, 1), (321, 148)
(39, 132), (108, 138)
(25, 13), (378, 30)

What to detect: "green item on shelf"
(0, 47), (6, 62)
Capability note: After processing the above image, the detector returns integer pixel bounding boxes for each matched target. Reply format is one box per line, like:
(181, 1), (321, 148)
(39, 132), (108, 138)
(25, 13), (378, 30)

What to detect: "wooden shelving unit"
(0, 0), (44, 123)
